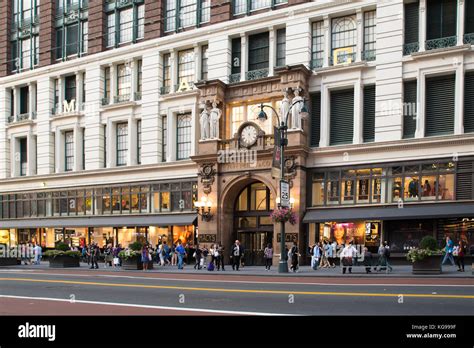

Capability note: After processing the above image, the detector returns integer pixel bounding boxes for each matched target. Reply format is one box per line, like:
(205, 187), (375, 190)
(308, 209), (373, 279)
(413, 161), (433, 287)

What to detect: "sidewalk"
(3, 262), (473, 278)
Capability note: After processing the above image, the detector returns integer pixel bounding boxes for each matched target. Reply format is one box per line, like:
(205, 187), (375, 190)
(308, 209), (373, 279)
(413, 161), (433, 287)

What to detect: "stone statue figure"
(291, 88), (304, 129)
(199, 106), (210, 140)
(280, 89), (290, 126)
(209, 101), (222, 139)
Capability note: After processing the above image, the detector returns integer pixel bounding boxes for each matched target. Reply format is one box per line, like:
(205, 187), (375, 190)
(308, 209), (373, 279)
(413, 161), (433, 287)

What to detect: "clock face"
(240, 124), (258, 147)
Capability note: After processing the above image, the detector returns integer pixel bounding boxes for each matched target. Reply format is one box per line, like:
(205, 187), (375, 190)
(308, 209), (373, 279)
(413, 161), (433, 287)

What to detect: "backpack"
(208, 262), (215, 271)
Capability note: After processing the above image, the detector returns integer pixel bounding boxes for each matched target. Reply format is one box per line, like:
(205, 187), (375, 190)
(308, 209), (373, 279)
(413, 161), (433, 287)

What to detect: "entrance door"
(237, 231), (273, 266)
(234, 182), (275, 266)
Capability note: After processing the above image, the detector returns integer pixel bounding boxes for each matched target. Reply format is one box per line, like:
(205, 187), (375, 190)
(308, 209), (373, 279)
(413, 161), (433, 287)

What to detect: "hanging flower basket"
(270, 208), (298, 225)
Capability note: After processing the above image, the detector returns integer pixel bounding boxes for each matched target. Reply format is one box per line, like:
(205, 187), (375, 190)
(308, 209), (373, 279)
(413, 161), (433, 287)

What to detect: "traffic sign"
(280, 180), (290, 208)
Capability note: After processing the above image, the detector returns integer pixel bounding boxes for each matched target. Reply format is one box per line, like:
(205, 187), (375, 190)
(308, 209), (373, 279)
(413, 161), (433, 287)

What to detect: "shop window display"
(311, 174), (325, 206)
(318, 221), (378, 247)
(386, 220), (434, 253)
(341, 171), (355, 204)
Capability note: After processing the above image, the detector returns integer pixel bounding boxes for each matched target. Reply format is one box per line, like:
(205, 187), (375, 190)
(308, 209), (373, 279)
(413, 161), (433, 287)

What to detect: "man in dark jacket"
(89, 242), (99, 269)
(230, 240), (244, 271)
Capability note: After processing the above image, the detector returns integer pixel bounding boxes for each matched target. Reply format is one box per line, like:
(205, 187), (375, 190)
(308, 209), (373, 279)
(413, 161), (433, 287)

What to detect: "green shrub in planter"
(118, 249), (140, 261)
(55, 242), (70, 251)
(44, 250), (81, 258)
(419, 235), (438, 251)
(128, 241), (143, 251)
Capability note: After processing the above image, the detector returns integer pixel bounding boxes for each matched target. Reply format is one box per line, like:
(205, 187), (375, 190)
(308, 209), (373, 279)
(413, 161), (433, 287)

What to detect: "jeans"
(178, 254), (184, 269)
(442, 252), (455, 266)
(264, 258), (272, 270)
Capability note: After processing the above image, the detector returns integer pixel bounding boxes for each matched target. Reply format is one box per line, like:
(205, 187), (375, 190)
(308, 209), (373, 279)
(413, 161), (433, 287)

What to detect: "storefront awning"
(0, 214), (198, 229)
(302, 203), (474, 223)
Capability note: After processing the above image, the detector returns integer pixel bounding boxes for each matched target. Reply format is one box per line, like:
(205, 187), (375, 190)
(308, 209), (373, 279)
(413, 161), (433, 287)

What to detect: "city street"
(0, 266), (472, 316)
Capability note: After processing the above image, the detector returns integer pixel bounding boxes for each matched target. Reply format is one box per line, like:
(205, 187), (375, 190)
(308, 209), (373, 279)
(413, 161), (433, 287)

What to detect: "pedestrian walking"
(89, 242), (99, 269)
(340, 243), (353, 274)
(176, 241), (186, 269)
(81, 245), (88, 264)
(141, 245), (150, 271)
(171, 243), (177, 266)
(104, 244), (113, 268)
(33, 243), (42, 265)
(217, 243), (226, 271)
(113, 244), (122, 267)
(202, 246), (209, 268)
(374, 242), (386, 272)
(230, 240), (244, 271)
(320, 241), (330, 268)
(311, 243), (321, 270)
(456, 240), (466, 272)
(194, 245), (202, 270)
(363, 247), (372, 274)
(441, 236), (455, 266)
(289, 242), (299, 273)
(263, 243), (273, 271)
(330, 240), (337, 267)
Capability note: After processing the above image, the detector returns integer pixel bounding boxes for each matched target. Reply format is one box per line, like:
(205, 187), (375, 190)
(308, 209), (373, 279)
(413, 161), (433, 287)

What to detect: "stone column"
(319, 84), (329, 147)
(454, 61), (465, 135)
(194, 45), (201, 82)
(128, 117), (137, 166)
(0, 87), (10, 178)
(28, 83), (36, 119)
(74, 124), (82, 171)
(356, 10), (363, 61)
(76, 71), (83, 111)
(323, 16), (330, 67)
(419, 0), (426, 51)
(57, 76), (64, 113)
(55, 129), (62, 173)
(130, 59), (136, 101)
(268, 27), (275, 77)
(415, 71), (425, 138)
(170, 50), (177, 93)
(457, 0), (466, 46)
(12, 87), (18, 121)
(109, 64), (116, 105)
(27, 131), (36, 176)
(353, 79), (363, 144)
(240, 34), (247, 81)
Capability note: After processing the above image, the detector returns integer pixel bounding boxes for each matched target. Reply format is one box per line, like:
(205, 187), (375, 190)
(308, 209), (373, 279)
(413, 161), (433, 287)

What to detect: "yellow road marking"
(0, 277), (473, 299)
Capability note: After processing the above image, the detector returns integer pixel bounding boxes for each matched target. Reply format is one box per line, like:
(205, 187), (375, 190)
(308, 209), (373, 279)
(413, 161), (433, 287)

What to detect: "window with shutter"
(464, 71), (474, 133)
(404, 2), (419, 45)
(427, 0), (457, 40)
(466, 0), (474, 35)
(425, 74), (455, 137)
(330, 88), (354, 146)
(403, 80), (417, 139)
(363, 85), (375, 143)
(310, 92), (321, 147)
(456, 172), (474, 200)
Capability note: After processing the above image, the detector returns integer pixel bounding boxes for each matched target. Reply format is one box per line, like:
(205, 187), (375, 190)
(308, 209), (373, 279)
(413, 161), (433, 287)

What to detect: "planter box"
(0, 258), (19, 266)
(121, 256), (154, 270)
(412, 255), (442, 275)
(48, 255), (80, 268)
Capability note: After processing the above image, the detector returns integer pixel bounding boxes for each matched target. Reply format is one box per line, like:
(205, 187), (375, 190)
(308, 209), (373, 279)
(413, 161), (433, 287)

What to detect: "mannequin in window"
(393, 180), (402, 199)
(408, 178), (418, 198)
(422, 179), (431, 197)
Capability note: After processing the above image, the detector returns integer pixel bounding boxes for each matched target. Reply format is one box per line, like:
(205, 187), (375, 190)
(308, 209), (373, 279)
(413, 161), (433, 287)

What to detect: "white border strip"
(0, 294), (292, 316)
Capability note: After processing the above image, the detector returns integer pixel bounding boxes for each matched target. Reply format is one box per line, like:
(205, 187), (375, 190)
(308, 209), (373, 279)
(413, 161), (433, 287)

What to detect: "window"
(162, 53), (171, 93)
(466, 0), (474, 37)
(233, 0), (287, 15)
(116, 123), (128, 166)
(403, 80), (417, 139)
(65, 131), (74, 172)
(464, 72), (474, 133)
(404, 1), (419, 54)
(231, 38), (241, 75)
(116, 64), (131, 101)
(162, 116), (167, 162)
(177, 49), (195, 88)
(20, 138), (27, 176)
(137, 120), (142, 164)
(177, 114), (192, 160)
(427, 0), (457, 43)
(276, 28), (286, 67)
(330, 88), (354, 145)
(164, 0), (210, 32)
(425, 74), (455, 136)
(106, 4), (144, 47)
(11, 0), (40, 72)
(248, 32), (269, 72)
(19, 86), (29, 115)
(201, 45), (209, 80)
(231, 106), (244, 136)
(136, 59), (142, 99)
(363, 85), (375, 143)
(311, 21), (324, 69)
(331, 15), (356, 64)
(55, 18), (88, 59)
(363, 10), (376, 60)
(310, 92), (321, 147)
(64, 75), (76, 103)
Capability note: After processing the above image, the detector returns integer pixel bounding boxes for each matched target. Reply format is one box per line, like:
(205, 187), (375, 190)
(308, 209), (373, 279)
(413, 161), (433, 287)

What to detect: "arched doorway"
(233, 182), (275, 266)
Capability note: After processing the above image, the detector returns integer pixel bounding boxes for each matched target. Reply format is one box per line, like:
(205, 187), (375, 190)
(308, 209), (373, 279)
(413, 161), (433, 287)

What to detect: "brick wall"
(88, 0), (106, 55)
(144, 0), (163, 40)
(210, 0), (232, 24)
(0, 0), (12, 77)
(39, 0), (55, 68)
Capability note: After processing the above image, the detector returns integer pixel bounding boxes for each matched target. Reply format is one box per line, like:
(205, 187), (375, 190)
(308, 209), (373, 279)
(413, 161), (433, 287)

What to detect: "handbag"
(113, 257), (119, 265)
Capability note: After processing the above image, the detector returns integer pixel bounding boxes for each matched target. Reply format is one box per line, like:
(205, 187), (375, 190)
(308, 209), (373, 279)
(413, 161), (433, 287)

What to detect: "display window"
(317, 221), (380, 248)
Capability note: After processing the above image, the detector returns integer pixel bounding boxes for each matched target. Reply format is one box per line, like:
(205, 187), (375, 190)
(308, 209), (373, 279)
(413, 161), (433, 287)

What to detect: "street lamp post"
(258, 96), (307, 273)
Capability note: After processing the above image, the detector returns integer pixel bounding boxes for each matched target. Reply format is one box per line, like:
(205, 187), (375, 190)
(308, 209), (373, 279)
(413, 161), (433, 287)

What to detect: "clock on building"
(239, 123), (259, 148)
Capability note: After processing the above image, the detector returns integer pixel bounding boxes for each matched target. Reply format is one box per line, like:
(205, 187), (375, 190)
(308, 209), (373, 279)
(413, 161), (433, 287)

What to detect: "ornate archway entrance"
(233, 182), (274, 266)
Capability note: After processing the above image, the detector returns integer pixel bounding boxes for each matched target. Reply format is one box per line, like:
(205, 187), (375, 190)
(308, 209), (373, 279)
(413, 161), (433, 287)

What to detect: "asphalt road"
(0, 268), (473, 316)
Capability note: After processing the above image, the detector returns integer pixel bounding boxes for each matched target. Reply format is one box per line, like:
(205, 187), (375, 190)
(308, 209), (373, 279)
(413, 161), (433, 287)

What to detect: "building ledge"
(410, 44), (472, 60)
(312, 61), (369, 75)
(100, 100), (138, 111)
(6, 119), (35, 128)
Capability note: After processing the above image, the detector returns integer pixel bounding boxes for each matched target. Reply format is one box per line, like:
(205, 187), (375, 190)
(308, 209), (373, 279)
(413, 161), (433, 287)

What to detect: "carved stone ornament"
(200, 163), (216, 194)
(284, 156), (297, 188)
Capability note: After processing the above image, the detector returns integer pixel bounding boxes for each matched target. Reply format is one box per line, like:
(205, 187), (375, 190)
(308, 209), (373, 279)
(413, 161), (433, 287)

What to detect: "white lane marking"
(0, 294), (292, 316)
(0, 270), (472, 288)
